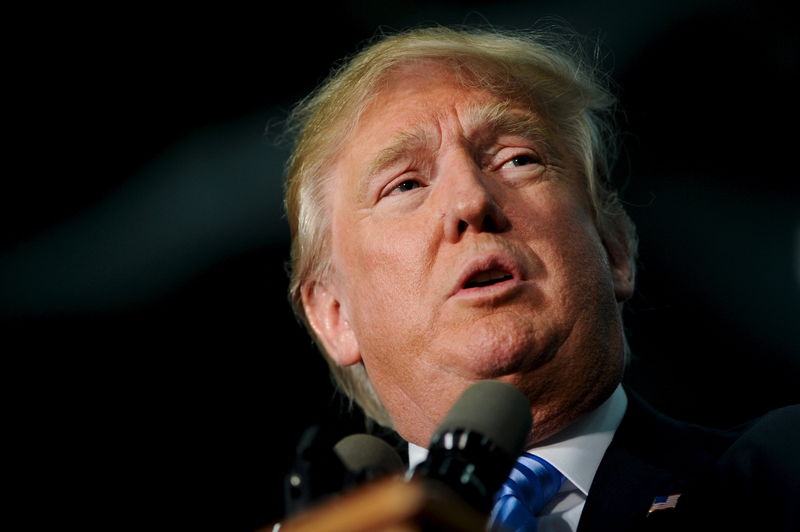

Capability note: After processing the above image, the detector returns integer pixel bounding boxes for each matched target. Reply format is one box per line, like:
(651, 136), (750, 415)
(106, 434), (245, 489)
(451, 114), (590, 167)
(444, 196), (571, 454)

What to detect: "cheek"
(333, 215), (434, 336)
(514, 189), (613, 292)
(510, 185), (602, 250)
(338, 226), (424, 290)
(553, 218), (613, 297)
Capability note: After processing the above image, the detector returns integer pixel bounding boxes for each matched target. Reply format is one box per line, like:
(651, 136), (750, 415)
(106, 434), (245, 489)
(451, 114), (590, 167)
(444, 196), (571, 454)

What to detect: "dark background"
(2, 1), (797, 531)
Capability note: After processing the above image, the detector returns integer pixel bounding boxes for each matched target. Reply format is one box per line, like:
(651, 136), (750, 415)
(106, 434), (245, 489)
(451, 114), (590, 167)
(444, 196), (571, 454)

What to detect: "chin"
(451, 321), (553, 379)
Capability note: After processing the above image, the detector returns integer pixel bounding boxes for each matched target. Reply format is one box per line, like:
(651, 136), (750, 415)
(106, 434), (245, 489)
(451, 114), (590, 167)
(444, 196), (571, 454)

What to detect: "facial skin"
(303, 62), (634, 448)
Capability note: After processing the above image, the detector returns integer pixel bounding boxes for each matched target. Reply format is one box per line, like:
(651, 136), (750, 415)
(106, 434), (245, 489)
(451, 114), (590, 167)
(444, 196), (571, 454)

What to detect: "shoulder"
(720, 403), (800, 462)
(613, 389), (741, 472)
(587, 391), (798, 531)
(668, 402), (800, 532)
(620, 390), (800, 482)
(713, 404), (800, 529)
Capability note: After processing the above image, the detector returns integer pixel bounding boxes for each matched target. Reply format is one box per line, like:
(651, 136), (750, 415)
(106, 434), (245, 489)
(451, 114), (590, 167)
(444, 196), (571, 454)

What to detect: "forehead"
(336, 63), (546, 173)
(357, 61), (529, 134)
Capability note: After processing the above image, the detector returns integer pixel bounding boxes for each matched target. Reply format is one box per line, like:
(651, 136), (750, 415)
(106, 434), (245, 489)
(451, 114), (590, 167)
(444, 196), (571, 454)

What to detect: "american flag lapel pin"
(647, 493), (682, 515)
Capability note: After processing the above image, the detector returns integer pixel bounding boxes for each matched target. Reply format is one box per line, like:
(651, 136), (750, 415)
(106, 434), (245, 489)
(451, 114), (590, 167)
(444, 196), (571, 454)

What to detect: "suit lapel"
(576, 389), (734, 532)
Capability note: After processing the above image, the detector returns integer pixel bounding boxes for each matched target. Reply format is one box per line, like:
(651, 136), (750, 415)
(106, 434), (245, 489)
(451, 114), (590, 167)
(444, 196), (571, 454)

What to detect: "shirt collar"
(531, 384), (627, 495)
(407, 384), (628, 496)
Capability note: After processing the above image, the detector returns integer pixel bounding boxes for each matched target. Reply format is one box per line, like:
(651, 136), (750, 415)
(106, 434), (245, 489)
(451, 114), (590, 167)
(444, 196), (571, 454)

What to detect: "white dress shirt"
(408, 385), (628, 532)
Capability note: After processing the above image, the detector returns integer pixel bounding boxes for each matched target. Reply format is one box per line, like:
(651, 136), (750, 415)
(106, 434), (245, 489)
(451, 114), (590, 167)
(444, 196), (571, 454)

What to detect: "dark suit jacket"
(284, 388), (799, 530)
(578, 390), (800, 532)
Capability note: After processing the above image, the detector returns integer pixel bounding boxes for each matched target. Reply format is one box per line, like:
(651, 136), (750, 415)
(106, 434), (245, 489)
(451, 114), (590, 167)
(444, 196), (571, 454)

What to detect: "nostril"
(456, 213), (504, 236)
(482, 215), (498, 233)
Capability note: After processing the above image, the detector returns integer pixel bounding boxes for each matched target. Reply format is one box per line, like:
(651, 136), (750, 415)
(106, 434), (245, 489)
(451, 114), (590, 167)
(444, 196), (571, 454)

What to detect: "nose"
(440, 154), (509, 242)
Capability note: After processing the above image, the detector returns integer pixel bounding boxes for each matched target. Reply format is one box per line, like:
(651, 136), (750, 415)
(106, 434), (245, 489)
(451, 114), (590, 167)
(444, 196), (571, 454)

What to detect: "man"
(281, 26), (798, 531)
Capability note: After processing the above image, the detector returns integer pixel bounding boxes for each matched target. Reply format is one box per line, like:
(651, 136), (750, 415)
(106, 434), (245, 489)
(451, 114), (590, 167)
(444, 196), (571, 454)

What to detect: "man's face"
(304, 63), (633, 446)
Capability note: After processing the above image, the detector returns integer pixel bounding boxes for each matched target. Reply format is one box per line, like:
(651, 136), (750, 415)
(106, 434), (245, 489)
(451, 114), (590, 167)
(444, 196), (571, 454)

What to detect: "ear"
(301, 279), (362, 366)
(601, 230), (635, 303)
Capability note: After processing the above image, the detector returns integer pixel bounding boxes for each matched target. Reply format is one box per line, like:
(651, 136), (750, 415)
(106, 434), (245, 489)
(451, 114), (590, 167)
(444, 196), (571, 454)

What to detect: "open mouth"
(463, 268), (514, 288)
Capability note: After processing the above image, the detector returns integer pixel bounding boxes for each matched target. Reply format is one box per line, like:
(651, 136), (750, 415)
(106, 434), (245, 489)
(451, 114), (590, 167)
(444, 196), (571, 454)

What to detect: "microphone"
(284, 428), (404, 518)
(333, 433), (405, 482)
(272, 383), (530, 532)
(411, 380), (532, 513)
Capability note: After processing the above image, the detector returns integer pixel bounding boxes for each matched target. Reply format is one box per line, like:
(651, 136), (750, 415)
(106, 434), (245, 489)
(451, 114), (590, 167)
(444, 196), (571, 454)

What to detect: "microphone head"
(436, 380), (532, 457)
(333, 433), (404, 479)
(415, 380), (533, 512)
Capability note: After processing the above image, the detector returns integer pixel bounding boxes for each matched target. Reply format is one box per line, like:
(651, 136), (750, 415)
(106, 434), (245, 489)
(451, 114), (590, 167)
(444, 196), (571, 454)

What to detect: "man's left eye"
(390, 179), (422, 194)
(507, 154), (537, 167)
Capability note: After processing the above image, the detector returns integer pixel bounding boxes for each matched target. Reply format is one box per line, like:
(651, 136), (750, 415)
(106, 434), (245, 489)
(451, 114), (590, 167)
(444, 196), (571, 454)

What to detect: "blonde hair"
(283, 25), (638, 426)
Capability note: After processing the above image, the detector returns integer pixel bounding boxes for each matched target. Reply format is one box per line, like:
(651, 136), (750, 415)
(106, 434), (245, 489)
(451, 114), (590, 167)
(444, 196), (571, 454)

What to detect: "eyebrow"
(463, 100), (552, 148)
(357, 100), (556, 200)
(364, 126), (433, 178)
(358, 126), (433, 202)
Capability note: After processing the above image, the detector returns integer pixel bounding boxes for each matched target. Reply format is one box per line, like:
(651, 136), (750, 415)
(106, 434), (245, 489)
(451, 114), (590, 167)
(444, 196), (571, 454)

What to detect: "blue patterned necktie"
(487, 452), (565, 532)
